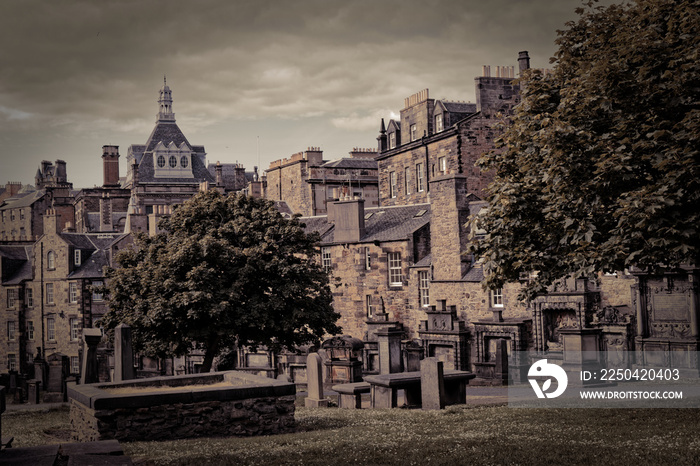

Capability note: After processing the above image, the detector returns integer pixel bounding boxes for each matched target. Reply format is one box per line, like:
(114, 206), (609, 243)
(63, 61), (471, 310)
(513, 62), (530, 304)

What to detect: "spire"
(157, 78), (175, 123)
(377, 118), (388, 153)
(380, 118), (386, 134)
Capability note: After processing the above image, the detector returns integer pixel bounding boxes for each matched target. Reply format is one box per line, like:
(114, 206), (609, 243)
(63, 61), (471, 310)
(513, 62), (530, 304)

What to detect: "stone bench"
(364, 370), (475, 408)
(331, 382), (371, 409)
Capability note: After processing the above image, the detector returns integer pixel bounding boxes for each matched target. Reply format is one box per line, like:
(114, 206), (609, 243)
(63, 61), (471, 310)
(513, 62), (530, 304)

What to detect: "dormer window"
(389, 132), (396, 149)
(47, 251), (56, 270)
(74, 249), (81, 266)
(435, 114), (444, 133)
(169, 155), (177, 168)
(153, 142), (195, 178)
(180, 155), (189, 168)
(157, 155), (166, 168)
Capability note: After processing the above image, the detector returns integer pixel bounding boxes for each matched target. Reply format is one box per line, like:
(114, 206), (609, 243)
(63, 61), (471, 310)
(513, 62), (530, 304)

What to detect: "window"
(10, 210), (15, 221)
(491, 288), (504, 308)
(389, 132), (396, 149)
(435, 114), (444, 133)
(416, 163), (425, 192)
(410, 124), (417, 141)
(26, 288), (33, 308)
(419, 271), (430, 307)
(47, 318), (56, 341)
(321, 247), (332, 272)
(8, 354), (17, 372)
(70, 356), (79, 375)
(74, 249), (81, 266)
(439, 156), (447, 174)
(27, 321), (34, 341)
(69, 282), (78, 303)
(20, 209), (24, 220)
(180, 155), (189, 168)
(157, 155), (166, 167)
(364, 247), (371, 270)
(404, 167), (411, 195)
(70, 318), (80, 341)
(7, 289), (17, 308)
(92, 281), (104, 302)
(389, 171), (397, 198)
(169, 155), (177, 168)
(46, 283), (54, 304)
(27, 352), (34, 365)
(47, 251), (56, 270)
(366, 295), (374, 319)
(388, 252), (402, 286)
(7, 321), (16, 341)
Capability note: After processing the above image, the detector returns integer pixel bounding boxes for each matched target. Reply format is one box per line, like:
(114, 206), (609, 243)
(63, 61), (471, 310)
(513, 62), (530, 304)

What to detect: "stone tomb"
(321, 335), (364, 385)
(418, 300), (470, 371)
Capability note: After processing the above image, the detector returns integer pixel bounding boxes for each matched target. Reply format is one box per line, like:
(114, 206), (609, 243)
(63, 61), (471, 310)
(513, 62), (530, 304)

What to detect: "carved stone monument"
(305, 353), (329, 408)
(114, 323), (135, 382)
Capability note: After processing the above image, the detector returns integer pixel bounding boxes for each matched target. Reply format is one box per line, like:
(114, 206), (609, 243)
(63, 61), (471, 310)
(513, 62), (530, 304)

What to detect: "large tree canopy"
(472, 0), (700, 300)
(102, 190), (340, 371)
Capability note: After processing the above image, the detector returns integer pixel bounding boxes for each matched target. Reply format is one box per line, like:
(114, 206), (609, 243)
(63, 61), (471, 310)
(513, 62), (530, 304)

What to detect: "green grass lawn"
(5, 404), (700, 465)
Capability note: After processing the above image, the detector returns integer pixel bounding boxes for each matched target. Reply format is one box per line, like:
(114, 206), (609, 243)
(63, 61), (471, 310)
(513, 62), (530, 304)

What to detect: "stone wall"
(70, 395), (296, 442)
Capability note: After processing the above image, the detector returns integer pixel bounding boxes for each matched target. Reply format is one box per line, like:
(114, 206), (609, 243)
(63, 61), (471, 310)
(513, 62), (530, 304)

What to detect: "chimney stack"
(518, 51), (530, 75)
(215, 161), (223, 186)
(102, 145), (120, 187)
(330, 198), (366, 243)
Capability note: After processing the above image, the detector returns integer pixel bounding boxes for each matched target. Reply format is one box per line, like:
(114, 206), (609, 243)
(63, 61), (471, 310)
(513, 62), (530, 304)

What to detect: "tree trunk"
(200, 334), (220, 373)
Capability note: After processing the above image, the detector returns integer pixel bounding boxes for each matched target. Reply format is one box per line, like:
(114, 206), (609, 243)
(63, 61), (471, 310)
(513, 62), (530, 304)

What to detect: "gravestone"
(114, 323), (135, 382)
(494, 339), (509, 384)
(45, 353), (69, 402)
(27, 380), (41, 404)
(81, 328), (103, 384)
(377, 327), (403, 374)
(421, 357), (446, 410)
(34, 347), (48, 389)
(305, 353), (329, 408)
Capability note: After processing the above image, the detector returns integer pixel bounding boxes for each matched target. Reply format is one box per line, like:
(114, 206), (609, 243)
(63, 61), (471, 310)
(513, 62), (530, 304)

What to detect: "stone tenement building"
(264, 147), (379, 216)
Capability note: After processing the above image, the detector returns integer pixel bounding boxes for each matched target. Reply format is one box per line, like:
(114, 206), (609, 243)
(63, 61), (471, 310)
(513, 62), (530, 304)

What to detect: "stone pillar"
(114, 323), (135, 382)
(421, 357), (446, 410)
(633, 281), (646, 338)
(377, 328), (403, 374)
(81, 329), (103, 384)
(27, 380), (41, 404)
(689, 274), (699, 338)
(305, 353), (329, 408)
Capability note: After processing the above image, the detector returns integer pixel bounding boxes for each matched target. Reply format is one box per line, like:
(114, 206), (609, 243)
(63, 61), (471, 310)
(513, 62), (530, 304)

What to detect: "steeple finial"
(164, 75), (167, 86)
(157, 78), (175, 122)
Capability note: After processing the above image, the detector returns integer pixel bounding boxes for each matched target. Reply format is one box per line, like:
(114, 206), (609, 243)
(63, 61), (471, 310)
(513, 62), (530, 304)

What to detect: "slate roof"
(0, 245), (32, 284)
(411, 254), (432, 268)
(0, 190), (45, 210)
(321, 158), (378, 170)
(463, 266), (485, 282)
(300, 203), (431, 245)
(145, 122), (192, 152)
(135, 152), (215, 184)
(441, 101), (477, 114)
(59, 233), (128, 279)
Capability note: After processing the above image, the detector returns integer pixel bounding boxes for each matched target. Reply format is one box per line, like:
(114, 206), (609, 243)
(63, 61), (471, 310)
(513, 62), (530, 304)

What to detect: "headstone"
(114, 324), (135, 382)
(81, 328), (103, 384)
(34, 348), (47, 388)
(494, 339), (509, 384)
(27, 380), (41, 404)
(377, 328), (403, 374)
(45, 353), (69, 399)
(421, 357), (446, 410)
(305, 353), (329, 408)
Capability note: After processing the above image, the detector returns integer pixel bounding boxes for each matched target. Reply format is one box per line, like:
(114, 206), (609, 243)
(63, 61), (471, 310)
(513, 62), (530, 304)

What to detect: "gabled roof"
(441, 101), (477, 114)
(301, 203), (431, 245)
(0, 245), (32, 284)
(387, 119), (401, 132)
(68, 249), (110, 279)
(0, 190), (45, 210)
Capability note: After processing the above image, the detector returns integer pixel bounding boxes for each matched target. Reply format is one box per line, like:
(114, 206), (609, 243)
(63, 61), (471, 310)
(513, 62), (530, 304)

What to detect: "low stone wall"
(69, 371), (296, 442)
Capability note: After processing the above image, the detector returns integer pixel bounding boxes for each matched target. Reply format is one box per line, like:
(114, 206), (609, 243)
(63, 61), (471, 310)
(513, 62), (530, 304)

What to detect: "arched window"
(180, 155), (189, 168)
(169, 155), (177, 168)
(47, 251), (56, 270)
(157, 155), (166, 168)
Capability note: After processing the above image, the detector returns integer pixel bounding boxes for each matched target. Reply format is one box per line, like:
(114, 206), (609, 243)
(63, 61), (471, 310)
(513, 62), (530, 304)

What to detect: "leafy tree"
(102, 190), (341, 372)
(471, 0), (700, 300)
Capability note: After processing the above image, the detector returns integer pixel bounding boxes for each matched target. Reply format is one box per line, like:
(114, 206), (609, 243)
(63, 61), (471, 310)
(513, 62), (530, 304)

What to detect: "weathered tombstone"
(27, 380), (41, 404)
(34, 347), (47, 388)
(81, 328), (103, 384)
(421, 357), (446, 410)
(377, 327), (403, 374)
(305, 353), (329, 408)
(494, 339), (509, 385)
(114, 323), (135, 382)
(45, 353), (69, 402)
(13, 374), (26, 404)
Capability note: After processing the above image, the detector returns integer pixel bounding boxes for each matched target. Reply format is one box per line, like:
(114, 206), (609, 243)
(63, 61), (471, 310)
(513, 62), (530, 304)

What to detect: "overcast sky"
(0, 0), (592, 189)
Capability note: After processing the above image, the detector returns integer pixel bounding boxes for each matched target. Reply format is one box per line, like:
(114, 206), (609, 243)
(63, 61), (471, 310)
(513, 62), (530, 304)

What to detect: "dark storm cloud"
(0, 0), (592, 186)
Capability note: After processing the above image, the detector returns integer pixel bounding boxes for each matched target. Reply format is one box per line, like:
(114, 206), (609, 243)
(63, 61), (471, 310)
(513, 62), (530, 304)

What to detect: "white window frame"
(435, 114), (444, 133)
(46, 283), (54, 304)
(390, 171), (397, 198)
(7, 321), (16, 341)
(70, 356), (80, 375)
(416, 163), (425, 192)
(70, 318), (80, 341)
(27, 320), (34, 341)
(26, 288), (33, 308)
(404, 167), (411, 195)
(321, 247), (332, 272)
(47, 251), (56, 270)
(7, 289), (17, 308)
(439, 156), (447, 174)
(92, 281), (104, 302)
(74, 249), (81, 266)
(47, 318), (56, 341)
(364, 247), (371, 271)
(69, 282), (78, 303)
(389, 132), (396, 149)
(388, 252), (403, 287)
(8, 354), (17, 372)
(366, 294), (374, 319)
(419, 271), (430, 307)
(410, 124), (417, 141)
(491, 288), (504, 308)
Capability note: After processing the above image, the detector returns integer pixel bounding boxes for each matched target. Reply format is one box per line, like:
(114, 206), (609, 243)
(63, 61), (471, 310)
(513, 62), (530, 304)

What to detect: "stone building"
(265, 147), (379, 216)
